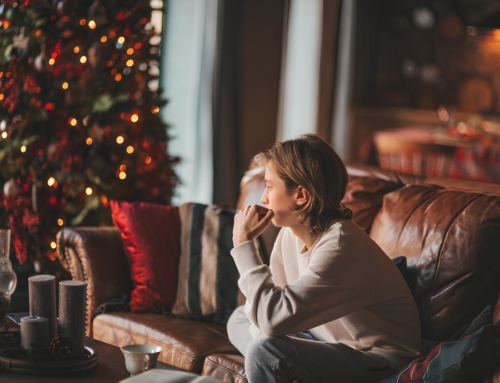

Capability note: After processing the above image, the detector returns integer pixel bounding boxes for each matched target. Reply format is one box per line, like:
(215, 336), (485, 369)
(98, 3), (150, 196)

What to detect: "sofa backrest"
(239, 163), (500, 343)
(344, 164), (500, 342)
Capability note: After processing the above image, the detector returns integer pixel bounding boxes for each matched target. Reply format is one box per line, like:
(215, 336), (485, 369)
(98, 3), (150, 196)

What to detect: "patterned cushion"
(171, 203), (245, 325)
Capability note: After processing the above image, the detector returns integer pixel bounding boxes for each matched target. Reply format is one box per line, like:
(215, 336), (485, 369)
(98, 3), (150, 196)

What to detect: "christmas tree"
(0, 0), (179, 265)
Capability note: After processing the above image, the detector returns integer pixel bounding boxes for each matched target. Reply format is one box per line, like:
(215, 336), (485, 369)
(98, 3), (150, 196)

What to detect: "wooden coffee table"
(0, 337), (181, 382)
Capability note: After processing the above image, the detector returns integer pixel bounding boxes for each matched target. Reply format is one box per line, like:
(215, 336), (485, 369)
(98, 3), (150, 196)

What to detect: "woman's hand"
(233, 205), (274, 247)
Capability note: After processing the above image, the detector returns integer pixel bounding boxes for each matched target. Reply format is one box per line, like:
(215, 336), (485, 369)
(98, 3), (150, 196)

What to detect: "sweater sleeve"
(230, 230), (373, 336)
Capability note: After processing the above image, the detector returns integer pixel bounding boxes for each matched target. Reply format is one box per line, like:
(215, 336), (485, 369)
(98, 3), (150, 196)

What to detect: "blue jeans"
(227, 306), (394, 383)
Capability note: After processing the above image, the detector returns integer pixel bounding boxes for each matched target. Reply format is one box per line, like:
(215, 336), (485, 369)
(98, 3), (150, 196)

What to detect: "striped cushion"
(171, 203), (245, 324)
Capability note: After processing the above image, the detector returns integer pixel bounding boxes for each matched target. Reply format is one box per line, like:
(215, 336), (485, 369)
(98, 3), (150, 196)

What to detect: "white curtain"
(277, 0), (324, 141)
(331, 0), (356, 161)
(161, 0), (219, 205)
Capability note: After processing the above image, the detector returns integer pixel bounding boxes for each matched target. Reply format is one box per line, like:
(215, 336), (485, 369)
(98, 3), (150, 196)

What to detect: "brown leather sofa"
(56, 164), (500, 382)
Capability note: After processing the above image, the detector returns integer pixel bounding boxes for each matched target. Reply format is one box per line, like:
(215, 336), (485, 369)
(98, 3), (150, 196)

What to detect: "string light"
(79, 19), (86, 26)
(62, 82), (69, 89)
(119, 164), (127, 171)
(126, 59), (134, 67)
(116, 136), (124, 144)
(119, 171), (126, 179)
(131, 114), (139, 122)
(85, 187), (93, 195)
(50, 242), (57, 249)
(0, 94), (3, 101)
(100, 36), (108, 43)
(118, 36), (125, 44)
(49, 58), (55, 65)
(88, 20), (97, 29)
(80, 56), (87, 64)
(57, 219), (64, 226)
(70, 118), (77, 126)
(127, 48), (134, 55)
(86, 138), (93, 145)
(47, 177), (56, 187)
(114, 74), (122, 81)
(101, 196), (108, 204)
(20, 146), (27, 153)
(144, 156), (152, 164)
(126, 146), (134, 154)
(73, 46), (80, 53)
(1, 132), (7, 139)
(151, 106), (160, 114)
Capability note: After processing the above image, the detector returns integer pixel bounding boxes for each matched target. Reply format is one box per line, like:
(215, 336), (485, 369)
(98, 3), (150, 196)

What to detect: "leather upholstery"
(202, 354), (247, 383)
(56, 226), (133, 337)
(57, 163), (500, 382)
(92, 312), (238, 373)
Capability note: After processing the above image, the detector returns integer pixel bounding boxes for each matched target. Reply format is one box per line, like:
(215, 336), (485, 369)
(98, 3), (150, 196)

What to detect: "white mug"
(121, 344), (162, 376)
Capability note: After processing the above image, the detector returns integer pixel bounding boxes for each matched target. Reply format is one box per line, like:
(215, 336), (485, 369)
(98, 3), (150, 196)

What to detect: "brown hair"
(255, 134), (352, 235)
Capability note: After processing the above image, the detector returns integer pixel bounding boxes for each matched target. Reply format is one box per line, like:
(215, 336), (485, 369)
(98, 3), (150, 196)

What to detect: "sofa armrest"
(56, 226), (133, 337)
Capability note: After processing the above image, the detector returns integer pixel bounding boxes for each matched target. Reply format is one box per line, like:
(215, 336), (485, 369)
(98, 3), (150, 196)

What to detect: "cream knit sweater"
(231, 219), (424, 370)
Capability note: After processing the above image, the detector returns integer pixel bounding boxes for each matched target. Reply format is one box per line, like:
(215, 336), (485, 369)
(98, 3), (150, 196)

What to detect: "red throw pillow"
(110, 200), (181, 312)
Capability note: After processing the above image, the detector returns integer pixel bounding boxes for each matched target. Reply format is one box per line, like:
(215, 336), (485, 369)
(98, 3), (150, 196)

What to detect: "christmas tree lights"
(0, 0), (179, 264)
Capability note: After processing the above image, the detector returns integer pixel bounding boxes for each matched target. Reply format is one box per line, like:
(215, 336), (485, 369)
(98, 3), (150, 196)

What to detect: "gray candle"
(28, 275), (57, 341)
(20, 316), (49, 350)
(58, 280), (87, 356)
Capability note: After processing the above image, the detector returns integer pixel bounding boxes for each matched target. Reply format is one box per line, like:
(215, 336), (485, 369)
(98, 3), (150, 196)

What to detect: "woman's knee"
(246, 336), (300, 383)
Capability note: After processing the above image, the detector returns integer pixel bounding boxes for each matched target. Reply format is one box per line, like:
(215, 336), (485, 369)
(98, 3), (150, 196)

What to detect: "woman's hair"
(255, 134), (352, 236)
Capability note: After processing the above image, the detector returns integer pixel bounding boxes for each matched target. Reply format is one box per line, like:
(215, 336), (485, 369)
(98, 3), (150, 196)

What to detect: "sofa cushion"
(92, 312), (239, 373)
(171, 203), (245, 324)
(202, 354), (247, 383)
(370, 184), (500, 341)
(343, 175), (402, 234)
(110, 200), (181, 312)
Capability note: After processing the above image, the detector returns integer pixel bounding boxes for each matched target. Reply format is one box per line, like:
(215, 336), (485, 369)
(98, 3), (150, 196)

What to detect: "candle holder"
(0, 229), (17, 318)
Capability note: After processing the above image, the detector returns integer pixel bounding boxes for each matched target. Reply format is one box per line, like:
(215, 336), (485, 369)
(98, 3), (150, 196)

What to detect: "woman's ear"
(296, 186), (310, 206)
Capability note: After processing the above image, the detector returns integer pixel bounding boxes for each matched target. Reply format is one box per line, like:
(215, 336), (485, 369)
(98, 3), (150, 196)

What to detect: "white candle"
(20, 316), (49, 350)
(28, 275), (57, 341)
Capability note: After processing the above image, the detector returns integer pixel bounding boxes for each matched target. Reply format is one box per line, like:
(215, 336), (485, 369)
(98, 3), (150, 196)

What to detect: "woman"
(228, 134), (423, 383)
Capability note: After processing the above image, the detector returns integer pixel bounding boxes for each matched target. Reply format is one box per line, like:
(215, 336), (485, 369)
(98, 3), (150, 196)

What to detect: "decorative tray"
(0, 346), (97, 375)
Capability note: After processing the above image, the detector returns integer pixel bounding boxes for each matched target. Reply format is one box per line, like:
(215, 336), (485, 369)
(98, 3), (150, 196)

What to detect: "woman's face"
(260, 160), (300, 228)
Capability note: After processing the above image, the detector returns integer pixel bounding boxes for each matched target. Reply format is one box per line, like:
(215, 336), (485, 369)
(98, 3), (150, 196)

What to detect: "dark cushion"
(380, 323), (500, 383)
(110, 200), (181, 312)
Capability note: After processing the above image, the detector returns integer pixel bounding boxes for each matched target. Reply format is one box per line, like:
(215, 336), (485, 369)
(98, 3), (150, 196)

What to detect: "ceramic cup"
(120, 344), (162, 376)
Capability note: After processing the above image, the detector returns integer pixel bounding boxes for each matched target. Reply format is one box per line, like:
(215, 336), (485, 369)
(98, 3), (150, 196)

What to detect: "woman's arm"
(231, 238), (371, 336)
